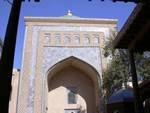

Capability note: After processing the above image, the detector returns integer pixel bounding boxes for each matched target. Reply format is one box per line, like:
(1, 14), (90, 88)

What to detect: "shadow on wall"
(47, 66), (96, 113)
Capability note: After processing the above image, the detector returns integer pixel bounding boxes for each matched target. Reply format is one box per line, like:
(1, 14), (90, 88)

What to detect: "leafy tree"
(102, 31), (129, 100)
(102, 31), (150, 101)
(135, 53), (150, 80)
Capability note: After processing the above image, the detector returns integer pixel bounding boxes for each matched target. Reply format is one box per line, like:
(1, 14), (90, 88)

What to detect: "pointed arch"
(42, 56), (102, 113)
(46, 56), (101, 86)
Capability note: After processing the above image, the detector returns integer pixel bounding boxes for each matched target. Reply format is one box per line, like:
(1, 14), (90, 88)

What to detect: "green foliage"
(103, 50), (129, 99)
(102, 31), (150, 101)
(135, 53), (150, 80)
(102, 31), (129, 101)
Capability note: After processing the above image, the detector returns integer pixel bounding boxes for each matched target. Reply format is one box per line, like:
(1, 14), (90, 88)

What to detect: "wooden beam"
(128, 50), (145, 113)
(0, 0), (22, 113)
(128, 21), (150, 51)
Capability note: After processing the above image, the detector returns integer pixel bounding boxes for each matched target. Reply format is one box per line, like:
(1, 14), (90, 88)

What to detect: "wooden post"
(0, 0), (22, 113)
(128, 50), (145, 113)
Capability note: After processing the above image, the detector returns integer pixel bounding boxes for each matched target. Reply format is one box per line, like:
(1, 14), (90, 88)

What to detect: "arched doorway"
(43, 57), (101, 113)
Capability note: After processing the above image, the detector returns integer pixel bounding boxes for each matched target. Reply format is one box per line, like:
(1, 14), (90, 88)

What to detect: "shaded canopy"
(113, 3), (150, 52)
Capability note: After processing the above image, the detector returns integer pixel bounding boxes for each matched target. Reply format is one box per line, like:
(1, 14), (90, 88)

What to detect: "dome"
(108, 88), (134, 104)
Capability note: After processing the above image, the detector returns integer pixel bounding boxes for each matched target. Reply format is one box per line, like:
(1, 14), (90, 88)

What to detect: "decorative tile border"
(27, 25), (107, 113)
